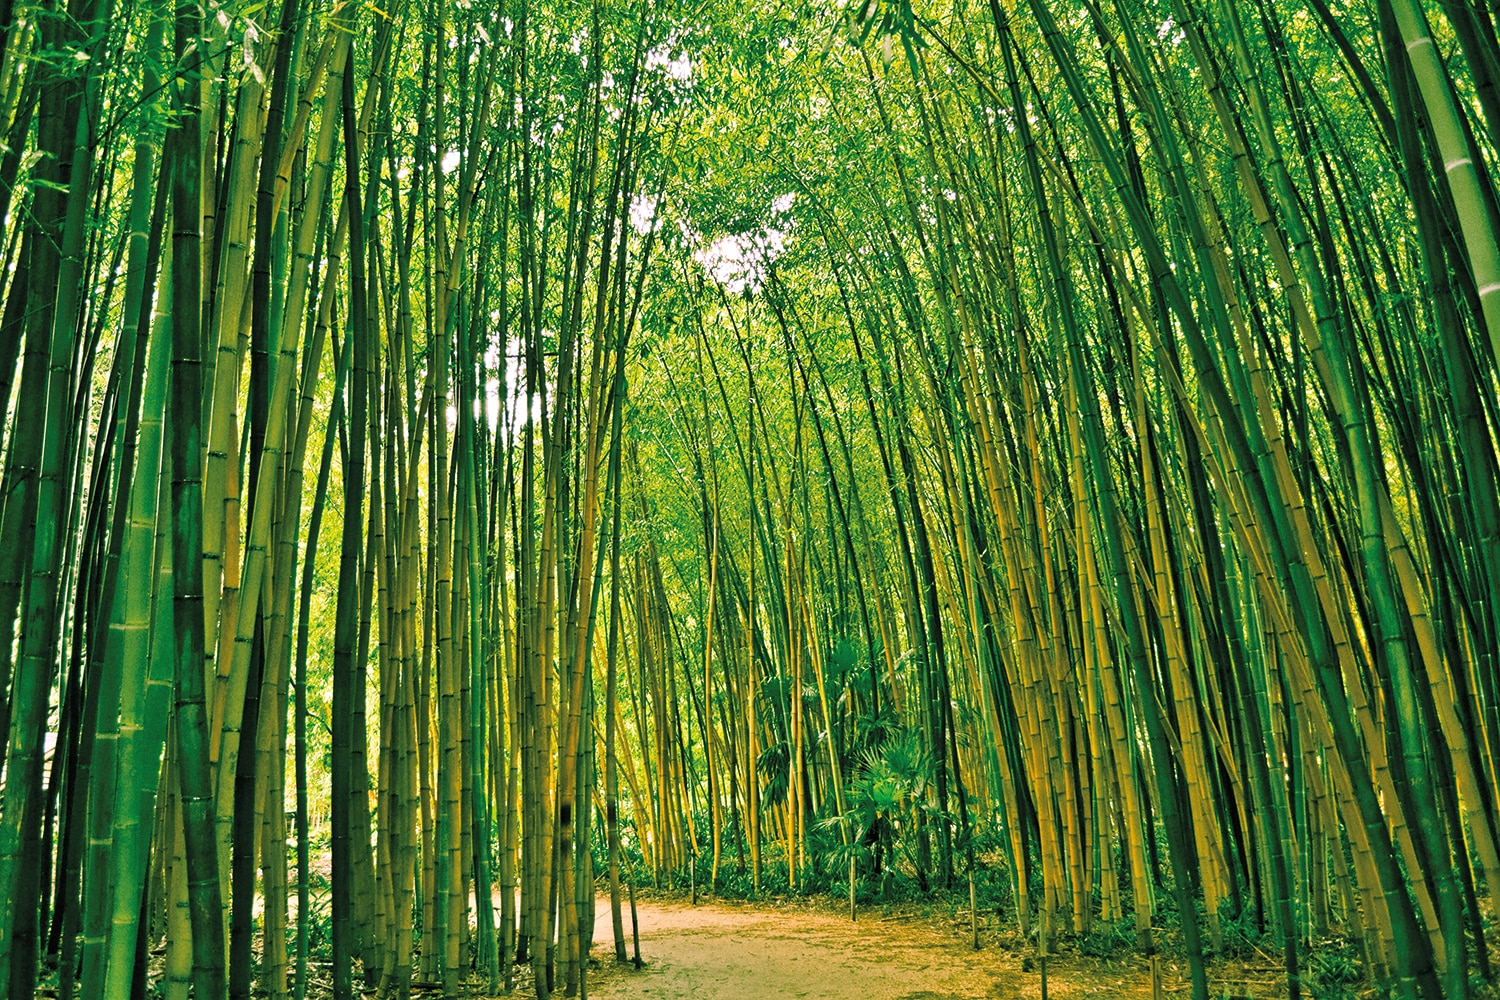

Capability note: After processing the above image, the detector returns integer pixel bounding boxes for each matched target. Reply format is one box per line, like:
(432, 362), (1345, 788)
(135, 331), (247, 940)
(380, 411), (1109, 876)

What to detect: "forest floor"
(574, 893), (1288, 1000)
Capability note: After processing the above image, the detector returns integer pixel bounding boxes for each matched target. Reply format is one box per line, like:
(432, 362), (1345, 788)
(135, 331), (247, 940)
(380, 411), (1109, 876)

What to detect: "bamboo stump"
(969, 872), (978, 950)
(629, 880), (642, 970)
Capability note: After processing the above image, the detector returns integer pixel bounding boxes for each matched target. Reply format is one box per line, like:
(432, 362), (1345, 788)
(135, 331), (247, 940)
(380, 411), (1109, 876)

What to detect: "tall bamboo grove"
(0, 3), (1499, 1000)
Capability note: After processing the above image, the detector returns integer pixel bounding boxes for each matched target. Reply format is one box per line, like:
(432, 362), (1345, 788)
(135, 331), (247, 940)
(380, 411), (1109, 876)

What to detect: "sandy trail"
(580, 897), (1153, 1000)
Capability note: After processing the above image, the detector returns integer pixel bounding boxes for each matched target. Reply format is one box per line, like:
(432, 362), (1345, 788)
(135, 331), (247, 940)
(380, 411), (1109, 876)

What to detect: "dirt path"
(581, 897), (1190, 1000)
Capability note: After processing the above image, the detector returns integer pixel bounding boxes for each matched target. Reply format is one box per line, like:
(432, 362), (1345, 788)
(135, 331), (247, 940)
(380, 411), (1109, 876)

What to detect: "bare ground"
(578, 896), (1281, 1000)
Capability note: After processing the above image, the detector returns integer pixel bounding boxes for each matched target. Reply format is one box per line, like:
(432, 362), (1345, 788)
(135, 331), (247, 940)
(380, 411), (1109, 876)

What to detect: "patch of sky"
(689, 193), (796, 296)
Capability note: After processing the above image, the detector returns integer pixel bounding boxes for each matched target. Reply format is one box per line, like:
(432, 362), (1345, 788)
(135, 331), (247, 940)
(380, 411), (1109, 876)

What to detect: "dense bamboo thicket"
(0, 0), (1499, 999)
